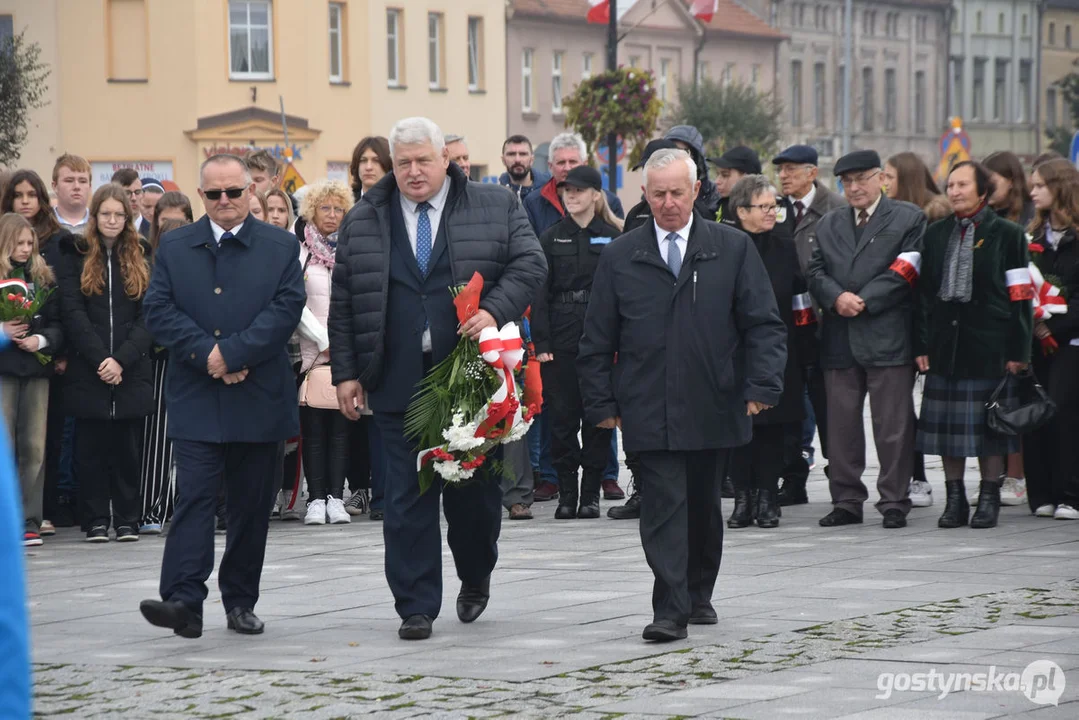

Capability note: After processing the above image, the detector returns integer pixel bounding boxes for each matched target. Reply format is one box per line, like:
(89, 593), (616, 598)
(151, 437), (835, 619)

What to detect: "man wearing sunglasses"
(139, 153), (306, 640)
(806, 150), (926, 531)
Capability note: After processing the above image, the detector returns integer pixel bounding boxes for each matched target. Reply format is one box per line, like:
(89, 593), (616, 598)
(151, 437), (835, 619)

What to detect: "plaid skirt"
(917, 374), (1018, 457)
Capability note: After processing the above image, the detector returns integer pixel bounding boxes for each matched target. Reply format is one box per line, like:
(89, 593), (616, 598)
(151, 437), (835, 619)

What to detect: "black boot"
(608, 480), (640, 519)
(554, 474), (578, 519)
(721, 476), (735, 498)
(756, 488), (779, 528)
(970, 479), (1002, 529)
(937, 479), (970, 528)
(578, 471), (601, 519)
(778, 479), (808, 506)
(727, 489), (753, 528)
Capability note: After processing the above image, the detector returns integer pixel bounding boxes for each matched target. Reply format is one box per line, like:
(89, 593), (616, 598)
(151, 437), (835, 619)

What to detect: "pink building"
(505, 0), (786, 207)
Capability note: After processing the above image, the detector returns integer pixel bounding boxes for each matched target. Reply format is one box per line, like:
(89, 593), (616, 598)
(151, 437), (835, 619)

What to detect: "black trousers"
(1025, 346), (1079, 509)
(541, 355), (612, 481)
(299, 406), (350, 500)
(159, 440), (278, 614)
(75, 418), (142, 530)
(43, 376), (67, 519)
(731, 424), (792, 493)
(637, 449), (729, 626)
(374, 411), (502, 620)
(347, 416), (371, 493)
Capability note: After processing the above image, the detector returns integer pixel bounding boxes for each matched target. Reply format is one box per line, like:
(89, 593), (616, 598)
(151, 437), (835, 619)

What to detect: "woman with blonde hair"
(0, 214), (63, 546)
(295, 180), (356, 525)
(264, 188), (295, 231)
(57, 183), (154, 542)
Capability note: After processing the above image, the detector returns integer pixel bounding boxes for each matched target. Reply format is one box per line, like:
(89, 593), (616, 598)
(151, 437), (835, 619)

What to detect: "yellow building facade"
(3, 0), (507, 195)
(1041, 1), (1079, 142)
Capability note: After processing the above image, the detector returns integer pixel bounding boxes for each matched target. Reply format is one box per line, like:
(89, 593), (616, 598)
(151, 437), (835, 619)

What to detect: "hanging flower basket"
(563, 67), (662, 169)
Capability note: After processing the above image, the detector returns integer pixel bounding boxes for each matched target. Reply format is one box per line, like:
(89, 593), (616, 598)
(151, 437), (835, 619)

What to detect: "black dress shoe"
(777, 481), (809, 506)
(399, 614), (433, 640)
(607, 489), (641, 519)
(456, 576), (490, 623)
(369, 509), (384, 521)
(140, 599), (203, 639)
(688, 604), (718, 625)
(882, 509), (907, 529)
(642, 619), (688, 642)
(818, 508), (862, 527)
(226, 607), (264, 634)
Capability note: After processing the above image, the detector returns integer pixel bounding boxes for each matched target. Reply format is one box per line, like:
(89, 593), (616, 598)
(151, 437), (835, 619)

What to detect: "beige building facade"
(505, 0), (784, 207)
(1041, 0), (1079, 142)
(2, 0), (507, 195)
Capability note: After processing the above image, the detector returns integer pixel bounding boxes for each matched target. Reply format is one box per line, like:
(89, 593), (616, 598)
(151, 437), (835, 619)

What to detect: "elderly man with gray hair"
(524, 131), (624, 236)
(444, 134), (471, 178)
(328, 117), (546, 641)
(578, 148), (787, 642)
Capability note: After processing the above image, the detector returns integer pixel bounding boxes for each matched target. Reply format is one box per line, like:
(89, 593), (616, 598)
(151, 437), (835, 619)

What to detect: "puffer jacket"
(665, 124), (722, 220)
(297, 243), (333, 371)
(328, 163), (548, 388)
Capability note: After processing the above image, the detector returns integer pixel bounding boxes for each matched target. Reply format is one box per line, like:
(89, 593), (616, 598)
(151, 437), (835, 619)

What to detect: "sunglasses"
(203, 187), (246, 200)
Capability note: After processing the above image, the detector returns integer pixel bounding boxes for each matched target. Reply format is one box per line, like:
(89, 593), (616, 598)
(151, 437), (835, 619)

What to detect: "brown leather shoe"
(508, 503), (533, 520)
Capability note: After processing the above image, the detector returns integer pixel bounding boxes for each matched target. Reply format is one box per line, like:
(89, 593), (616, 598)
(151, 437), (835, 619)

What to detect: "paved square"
(29, 445), (1079, 718)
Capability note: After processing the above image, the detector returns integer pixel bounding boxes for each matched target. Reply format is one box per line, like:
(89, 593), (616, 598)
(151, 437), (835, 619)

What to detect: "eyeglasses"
(840, 170), (881, 187)
(318, 205), (346, 216)
(125, 188), (143, 199)
(748, 204), (779, 214)
(97, 212), (127, 221)
(203, 187), (246, 200)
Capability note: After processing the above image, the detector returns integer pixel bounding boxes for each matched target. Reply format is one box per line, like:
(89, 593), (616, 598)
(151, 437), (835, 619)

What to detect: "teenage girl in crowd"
(0, 214), (63, 547)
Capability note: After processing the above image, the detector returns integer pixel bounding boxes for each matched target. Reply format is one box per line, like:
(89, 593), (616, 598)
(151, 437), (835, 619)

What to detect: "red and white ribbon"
(1029, 262), (1068, 320)
(792, 292), (816, 327)
(0, 278), (29, 296)
(476, 323), (526, 435)
(888, 251), (921, 286)
(1005, 267), (1035, 302)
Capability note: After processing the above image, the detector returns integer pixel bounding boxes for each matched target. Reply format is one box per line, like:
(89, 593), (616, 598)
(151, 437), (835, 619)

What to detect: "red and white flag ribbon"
(1029, 262), (1068, 320)
(792, 292), (816, 327)
(1005, 267), (1035, 302)
(888, 251), (921, 286)
(475, 323), (526, 437)
(0, 278), (29, 296)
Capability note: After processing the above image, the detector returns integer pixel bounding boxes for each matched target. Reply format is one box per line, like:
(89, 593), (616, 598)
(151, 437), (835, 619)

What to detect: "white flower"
(432, 457), (477, 483)
(503, 417), (534, 444)
(443, 411), (486, 452)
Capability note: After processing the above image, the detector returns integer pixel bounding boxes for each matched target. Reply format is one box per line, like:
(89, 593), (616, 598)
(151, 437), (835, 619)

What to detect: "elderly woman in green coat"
(914, 161), (1033, 530)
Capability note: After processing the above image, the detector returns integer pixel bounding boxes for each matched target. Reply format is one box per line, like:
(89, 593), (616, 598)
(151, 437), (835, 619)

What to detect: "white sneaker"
(1054, 504), (1079, 520)
(1000, 477), (1027, 506)
(909, 480), (933, 508)
(1034, 504), (1056, 518)
(326, 496), (351, 524)
(304, 498), (327, 525)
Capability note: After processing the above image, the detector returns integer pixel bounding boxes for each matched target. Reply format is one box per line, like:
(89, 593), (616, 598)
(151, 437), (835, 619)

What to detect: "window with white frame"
(582, 52), (593, 80)
(552, 52), (564, 113)
(468, 17), (483, 91)
(884, 68), (897, 131)
(659, 58), (671, 102)
(329, 2), (345, 83)
(915, 71), (926, 133)
(387, 9), (401, 86)
(813, 62), (825, 127)
(522, 49), (534, 111)
(791, 60), (803, 126)
(228, 0), (273, 79)
(428, 13), (443, 89)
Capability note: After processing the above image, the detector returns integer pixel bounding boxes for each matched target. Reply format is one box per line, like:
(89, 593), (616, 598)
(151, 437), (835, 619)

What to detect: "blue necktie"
(665, 232), (682, 277)
(416, 202), (432, 275)
(219, 230), (233, 247)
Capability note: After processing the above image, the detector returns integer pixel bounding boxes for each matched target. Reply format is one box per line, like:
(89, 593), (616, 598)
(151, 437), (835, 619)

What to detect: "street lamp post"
(607, 0), (619, 192)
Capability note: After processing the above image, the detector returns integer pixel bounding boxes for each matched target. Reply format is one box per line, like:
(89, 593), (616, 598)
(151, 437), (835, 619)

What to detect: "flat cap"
(633, 138), (679, 170)
(708, 146), (762, 175)
(772, 144), (819, 166)
(833, 150), (882, 177)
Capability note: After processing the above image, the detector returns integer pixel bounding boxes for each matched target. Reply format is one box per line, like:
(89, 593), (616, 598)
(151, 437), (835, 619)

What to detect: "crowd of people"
(2, 114), (1078, 642)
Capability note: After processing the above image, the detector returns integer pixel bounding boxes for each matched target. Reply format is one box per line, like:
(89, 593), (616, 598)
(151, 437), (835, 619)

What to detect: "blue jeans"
(604, 428), (620, 480)
(527, 406), (557, 484)
(58, 416), (77, 492)
(800, 388), (816, 451)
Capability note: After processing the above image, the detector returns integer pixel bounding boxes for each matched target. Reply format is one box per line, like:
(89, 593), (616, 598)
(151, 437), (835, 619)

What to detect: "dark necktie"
(857, 210), (869, 228)
(665, 233), (682, 277)
(794, 201), (805, 226)
(219, 230), (234, 246)
(416, 202), (433, 274)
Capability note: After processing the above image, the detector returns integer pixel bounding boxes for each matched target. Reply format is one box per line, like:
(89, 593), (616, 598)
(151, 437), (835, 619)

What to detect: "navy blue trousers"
(373, 411), (503, 620)
(159, 440), (278, 615)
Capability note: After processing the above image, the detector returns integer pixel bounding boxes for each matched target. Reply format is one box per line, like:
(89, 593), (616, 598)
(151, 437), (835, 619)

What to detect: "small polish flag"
(1006, 267), (1035, 301)
(690, 0), (720, 22)
(586, 0), (610, 24)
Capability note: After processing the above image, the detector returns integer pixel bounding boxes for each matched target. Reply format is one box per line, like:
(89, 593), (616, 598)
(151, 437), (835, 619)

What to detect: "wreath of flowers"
(562, 67), (663, 169)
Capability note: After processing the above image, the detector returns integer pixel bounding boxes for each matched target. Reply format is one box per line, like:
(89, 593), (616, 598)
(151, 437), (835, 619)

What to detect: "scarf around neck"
(303, 223), (338, 270)
(939, 203), (990, 303)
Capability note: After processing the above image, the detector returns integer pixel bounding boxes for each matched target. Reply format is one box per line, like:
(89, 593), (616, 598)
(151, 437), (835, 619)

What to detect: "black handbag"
(985, 369), (1056, 436)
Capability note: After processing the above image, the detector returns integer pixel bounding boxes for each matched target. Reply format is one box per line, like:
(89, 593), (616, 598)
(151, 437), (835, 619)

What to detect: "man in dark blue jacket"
(139, 153), (305, 640)
(329, 118), (545, 641)
(498, 134), (550, 202)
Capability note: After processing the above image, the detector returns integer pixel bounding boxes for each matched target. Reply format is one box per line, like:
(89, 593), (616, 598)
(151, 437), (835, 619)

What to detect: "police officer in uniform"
(531, 166), (622, 519)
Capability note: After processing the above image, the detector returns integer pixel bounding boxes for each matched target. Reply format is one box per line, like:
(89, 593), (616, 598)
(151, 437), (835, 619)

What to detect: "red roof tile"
(509, 0), (593, 21)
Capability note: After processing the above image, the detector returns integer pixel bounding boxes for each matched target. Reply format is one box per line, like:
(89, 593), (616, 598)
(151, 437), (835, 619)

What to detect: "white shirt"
(209, 217), (247, 245)
(856, 193), (883, 223)
(54, 207), (90, 234)
(789, 184), (816, 213)
(133, 214), (144, 234)
(399, 178), (451, 352)
(655, 216), (693, 265)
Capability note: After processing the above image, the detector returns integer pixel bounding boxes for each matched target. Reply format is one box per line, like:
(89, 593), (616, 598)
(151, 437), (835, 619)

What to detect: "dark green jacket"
(914, 212), (1032, 378)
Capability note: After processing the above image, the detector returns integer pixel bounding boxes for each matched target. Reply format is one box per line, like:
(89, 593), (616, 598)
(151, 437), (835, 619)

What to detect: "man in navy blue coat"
(138, 154), (305, 639)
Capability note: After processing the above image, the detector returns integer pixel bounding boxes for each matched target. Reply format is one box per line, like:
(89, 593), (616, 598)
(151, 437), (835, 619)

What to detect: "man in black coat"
(578, 148), (787, 642)
(329, 117), (546, 641)
(139, 154), (306, 639)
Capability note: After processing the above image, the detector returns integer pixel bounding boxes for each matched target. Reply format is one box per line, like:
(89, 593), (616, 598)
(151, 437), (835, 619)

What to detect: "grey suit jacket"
(791, 181), (848, 275)
(806, 195), (926, 369)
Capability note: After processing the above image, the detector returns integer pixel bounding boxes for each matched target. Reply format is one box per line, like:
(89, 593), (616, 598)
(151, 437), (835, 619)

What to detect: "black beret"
(772, 144), (819, 166)
(833, 150), (882, 177)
